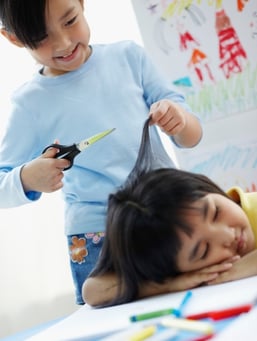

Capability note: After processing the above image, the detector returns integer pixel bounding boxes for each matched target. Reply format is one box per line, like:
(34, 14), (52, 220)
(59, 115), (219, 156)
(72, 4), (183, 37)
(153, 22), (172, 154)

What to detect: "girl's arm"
(82, 262), (232, 307)
(207, 250), (257, 285)
(82, 273), (119, 307)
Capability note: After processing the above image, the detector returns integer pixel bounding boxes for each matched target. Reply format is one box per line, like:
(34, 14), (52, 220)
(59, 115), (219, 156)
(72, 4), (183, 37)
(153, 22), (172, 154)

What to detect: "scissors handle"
(42, 143), (80, 171)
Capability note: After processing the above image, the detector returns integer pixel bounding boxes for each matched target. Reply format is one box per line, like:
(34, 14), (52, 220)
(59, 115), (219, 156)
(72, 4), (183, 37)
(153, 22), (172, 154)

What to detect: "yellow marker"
(161, 317), (214, 335)
(129, 325), (157, 341)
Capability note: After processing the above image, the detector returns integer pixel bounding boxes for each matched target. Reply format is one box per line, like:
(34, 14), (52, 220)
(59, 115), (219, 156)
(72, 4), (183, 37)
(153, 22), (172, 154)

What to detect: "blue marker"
(176, 291), (193, 317)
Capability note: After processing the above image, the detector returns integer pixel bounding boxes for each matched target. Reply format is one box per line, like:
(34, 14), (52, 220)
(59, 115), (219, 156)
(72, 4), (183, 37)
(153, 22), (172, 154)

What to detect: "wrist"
(20, 164), (33, 192)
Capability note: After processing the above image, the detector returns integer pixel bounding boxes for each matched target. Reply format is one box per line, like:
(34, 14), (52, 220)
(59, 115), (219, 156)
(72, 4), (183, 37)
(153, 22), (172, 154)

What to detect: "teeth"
(63, 51), (72, 58)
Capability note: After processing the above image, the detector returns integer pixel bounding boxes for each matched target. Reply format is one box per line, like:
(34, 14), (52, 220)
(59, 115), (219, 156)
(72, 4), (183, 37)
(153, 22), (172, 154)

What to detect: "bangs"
(1, 0), (47, 48)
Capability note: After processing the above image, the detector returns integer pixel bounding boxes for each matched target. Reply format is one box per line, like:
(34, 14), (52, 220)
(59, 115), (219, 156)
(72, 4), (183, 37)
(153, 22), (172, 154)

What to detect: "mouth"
(56, 44), (79, 62)
(236, 230), (245, 254)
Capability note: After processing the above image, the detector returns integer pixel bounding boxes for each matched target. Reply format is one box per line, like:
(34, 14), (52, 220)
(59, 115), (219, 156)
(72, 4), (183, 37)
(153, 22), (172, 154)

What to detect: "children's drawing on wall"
(250, 10), (257, 38)
(177, 18), (215, 87)
(238, 0), (249, 12)
(177, 139), (257, 192)
(131, 0), (257, 121)
(215, 8), (247, 79)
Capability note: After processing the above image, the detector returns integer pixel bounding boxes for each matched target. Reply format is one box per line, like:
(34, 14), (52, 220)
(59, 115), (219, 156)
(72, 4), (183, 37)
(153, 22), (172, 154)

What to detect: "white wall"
(0, 1), (143, 338)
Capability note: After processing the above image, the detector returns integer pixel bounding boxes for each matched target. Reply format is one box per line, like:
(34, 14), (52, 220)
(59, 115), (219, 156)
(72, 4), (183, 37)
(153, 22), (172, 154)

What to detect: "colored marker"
(101, 325), (156, 341)
(161, 317), (214, 335)
(190, 334), (215, 341)
(148, 328), (178, 341)
(130, 307), (179, 322)
(186, 303), (252, 321)
(129, 325), (157, 341)
(177, 291), (193, 317)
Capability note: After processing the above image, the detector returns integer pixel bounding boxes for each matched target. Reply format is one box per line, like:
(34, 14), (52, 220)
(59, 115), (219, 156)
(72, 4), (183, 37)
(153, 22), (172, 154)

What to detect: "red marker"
(186, 304), (252, 321)
(189, 335), (214, 341)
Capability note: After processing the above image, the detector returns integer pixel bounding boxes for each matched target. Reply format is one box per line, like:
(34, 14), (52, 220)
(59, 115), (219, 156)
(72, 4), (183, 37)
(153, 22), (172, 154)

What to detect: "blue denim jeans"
(67, 232), (105, 305)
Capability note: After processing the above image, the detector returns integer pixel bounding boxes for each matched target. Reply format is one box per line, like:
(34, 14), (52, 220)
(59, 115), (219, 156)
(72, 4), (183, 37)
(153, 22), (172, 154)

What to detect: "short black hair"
(0, 0), (47, 48)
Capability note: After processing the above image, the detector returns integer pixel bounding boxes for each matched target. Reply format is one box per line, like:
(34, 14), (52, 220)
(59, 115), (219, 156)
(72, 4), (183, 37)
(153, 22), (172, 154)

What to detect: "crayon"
(101, 325), (156, 341)
(130, 307), (179, 322)
(129, 325), (157, 341)
(161, 317), (214, 335)
(190, 334), (215, 341)
(147, 328), (178, 341)
(177, 291), (193, 317)
(186, 303), (252, 321)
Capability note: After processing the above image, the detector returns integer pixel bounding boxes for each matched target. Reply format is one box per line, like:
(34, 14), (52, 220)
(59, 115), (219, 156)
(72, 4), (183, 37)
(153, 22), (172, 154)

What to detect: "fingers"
(175, 263), (236, 290)
(171, 271), (219, 291)
(198, 262), (233, 274)
(50, 178), (65, 192)
(149, 100), (185, 135)
(161, 119), (182, 135)
(196, 272), (219, 284)
(197, 256), (240, 276)
(224, 255), (240, 263)
(206, 273), (233, 286)
(41, 146), (60, 158)
(41, 148), (70, 170)
(44, 169), (66, 192)
(149, 100), (167, 123)
(56, 161), (70, 171)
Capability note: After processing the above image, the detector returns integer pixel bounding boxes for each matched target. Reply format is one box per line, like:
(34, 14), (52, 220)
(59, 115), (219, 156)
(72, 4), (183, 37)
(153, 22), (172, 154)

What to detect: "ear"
(0, 28), (24, 48)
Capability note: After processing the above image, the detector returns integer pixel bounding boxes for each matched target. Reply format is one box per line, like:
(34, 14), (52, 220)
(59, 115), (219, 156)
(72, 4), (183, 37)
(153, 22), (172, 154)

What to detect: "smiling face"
(176, 193), (256, 272)
(28, 0), (91, 76)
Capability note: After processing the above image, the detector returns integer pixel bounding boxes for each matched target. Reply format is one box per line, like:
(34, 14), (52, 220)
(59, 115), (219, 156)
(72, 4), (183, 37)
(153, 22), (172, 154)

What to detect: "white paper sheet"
(212, 306), (257, 341)
(28, 276), (257, 341)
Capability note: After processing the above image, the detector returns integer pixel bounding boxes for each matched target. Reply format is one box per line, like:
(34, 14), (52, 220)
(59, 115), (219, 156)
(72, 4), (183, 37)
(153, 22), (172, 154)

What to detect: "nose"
(51, 30), (71, 52)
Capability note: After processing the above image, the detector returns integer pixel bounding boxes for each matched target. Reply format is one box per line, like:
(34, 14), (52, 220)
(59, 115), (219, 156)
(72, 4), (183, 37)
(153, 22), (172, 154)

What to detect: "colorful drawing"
(237, 0), (249, 12)
(184, 4), (206, 26)
(215, 9), (248, 79)
(178, 140), (257, 192)
(173, 76), (192, 87)
(153, 17), (174, 54)
(177, 20), (215, 85)
(146, 2), (206, 55)
(131, 0), (257, 121)
(131, 1), (257, 191)
(173, 76), (194, 95)
(250, 11), (257, 39)
(147, 3), (158, 14)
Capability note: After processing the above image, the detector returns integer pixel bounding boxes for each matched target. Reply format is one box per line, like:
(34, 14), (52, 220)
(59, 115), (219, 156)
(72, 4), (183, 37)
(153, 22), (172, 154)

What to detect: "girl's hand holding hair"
(149, 99), (202, 148)
(149, 100), (187, 136)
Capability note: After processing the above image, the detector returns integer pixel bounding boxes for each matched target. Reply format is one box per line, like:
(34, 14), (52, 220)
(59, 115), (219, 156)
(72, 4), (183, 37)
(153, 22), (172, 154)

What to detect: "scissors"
(42, 128), (115, 171)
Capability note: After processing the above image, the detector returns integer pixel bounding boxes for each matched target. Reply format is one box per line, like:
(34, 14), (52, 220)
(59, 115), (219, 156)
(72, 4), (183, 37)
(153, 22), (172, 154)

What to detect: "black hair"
(0, 0), (47, 48)
(90, 119), (227, 306)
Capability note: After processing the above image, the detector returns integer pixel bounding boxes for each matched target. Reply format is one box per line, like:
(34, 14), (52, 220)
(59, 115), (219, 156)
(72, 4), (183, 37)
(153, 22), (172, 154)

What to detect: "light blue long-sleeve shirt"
(0, 41), (196, 235)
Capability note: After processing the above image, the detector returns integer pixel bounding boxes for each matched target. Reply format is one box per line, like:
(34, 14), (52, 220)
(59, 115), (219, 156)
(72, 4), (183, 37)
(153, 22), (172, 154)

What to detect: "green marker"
(129, 307), (179, 322)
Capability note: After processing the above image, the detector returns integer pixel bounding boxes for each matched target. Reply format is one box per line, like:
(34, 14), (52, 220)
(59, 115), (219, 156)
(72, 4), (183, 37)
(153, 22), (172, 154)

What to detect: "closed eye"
(213, 206), (220, 221)
(66, 16), (77, 26)
(200, 243), (209, 260)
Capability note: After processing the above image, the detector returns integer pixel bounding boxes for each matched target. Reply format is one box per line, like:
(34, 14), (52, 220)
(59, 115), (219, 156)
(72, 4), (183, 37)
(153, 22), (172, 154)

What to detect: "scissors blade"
(77, 128), (115, 152)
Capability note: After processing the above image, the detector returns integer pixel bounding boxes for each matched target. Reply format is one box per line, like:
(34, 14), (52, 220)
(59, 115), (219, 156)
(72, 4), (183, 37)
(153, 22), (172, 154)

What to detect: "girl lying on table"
(82, 119), (257, 307)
